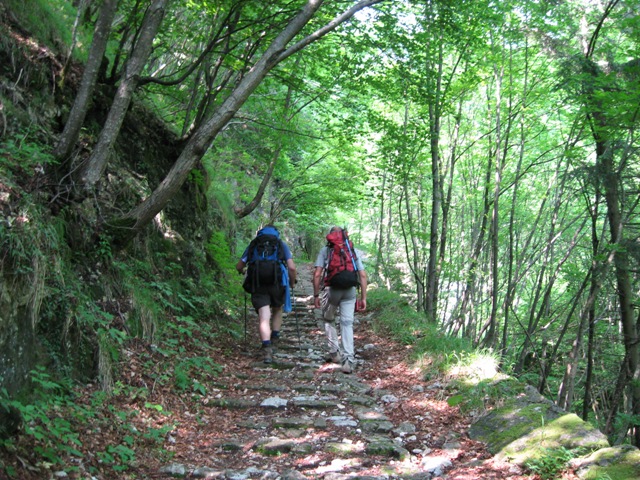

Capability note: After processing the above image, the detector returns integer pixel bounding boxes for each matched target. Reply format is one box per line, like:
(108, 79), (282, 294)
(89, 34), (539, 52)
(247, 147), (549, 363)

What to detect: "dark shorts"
(251, 284), (286, 311)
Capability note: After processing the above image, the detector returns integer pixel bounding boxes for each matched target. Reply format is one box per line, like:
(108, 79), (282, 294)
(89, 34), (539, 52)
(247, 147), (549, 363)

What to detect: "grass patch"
(368, 287), (516, 412)
(368, 287), (474, 367)
(3, 0), (86, 58)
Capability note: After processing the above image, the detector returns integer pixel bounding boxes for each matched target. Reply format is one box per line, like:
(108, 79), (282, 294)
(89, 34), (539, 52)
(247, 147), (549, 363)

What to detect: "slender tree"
(78, 0), (170, 187)
(53, 0), (119, 161)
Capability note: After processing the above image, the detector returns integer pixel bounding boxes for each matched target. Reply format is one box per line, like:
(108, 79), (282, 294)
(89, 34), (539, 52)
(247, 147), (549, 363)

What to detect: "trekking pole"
(292, 286), (302, 355)
(244, 292), (247, 345)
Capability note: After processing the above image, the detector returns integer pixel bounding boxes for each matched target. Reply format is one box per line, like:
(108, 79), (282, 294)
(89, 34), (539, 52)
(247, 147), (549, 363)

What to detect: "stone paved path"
(156, 264), (529, 479)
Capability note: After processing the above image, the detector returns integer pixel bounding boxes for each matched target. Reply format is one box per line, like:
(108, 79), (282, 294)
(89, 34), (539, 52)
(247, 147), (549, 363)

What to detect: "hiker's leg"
(271, 306), (283, 333)
(323, 288), (341, 354)
(326, 287), (348, 320)
(323, 319), (340, 354)
(339, 288), (357, 363)
(251, 291), (273, 342)
(258, 305), (272, 341)
(269, 285), (285, 339)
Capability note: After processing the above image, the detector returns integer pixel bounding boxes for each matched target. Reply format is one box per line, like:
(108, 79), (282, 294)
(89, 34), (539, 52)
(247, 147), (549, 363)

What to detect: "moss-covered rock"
(469, 385), (609, 465)
(470, 385), (565, 454)
(496, 413), (609, 465)
(254, 437), (296, 455)
(569, 445), (640, 480)
(365, 435), (410, 459)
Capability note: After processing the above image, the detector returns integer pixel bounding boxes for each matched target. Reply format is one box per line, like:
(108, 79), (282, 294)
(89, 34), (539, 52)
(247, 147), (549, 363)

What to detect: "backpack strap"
(341, 230), (359, 272)
(277, 239), (287, 262)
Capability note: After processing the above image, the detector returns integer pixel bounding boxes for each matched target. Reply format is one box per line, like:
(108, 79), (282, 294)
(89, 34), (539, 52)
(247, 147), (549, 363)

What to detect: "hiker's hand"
(314, 296), (321, 309)
(360, 299), (367, 311)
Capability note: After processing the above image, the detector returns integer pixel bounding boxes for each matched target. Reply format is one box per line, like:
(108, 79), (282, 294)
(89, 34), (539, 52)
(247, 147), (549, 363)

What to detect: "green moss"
(325, 442), (359, 454)
(583, 464), (638, 480)
(499, 413), (609, 465)
(474, 402), (556, 453)
(576, 446), (640, 480)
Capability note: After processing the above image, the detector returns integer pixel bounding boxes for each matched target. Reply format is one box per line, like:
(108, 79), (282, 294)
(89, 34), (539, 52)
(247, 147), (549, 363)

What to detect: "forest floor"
(1, 264), (582, 479)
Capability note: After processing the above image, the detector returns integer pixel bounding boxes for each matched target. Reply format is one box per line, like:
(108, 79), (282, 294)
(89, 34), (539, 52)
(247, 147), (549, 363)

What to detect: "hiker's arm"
(287, 259), (297, 286)
(313, 267), (323, 308)
(359, 270), (367, 309)
(236, 259), (246, 274)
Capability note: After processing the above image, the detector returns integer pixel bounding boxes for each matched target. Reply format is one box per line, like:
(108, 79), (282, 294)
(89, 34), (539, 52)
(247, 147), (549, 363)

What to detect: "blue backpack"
(242, 226), (286, 293)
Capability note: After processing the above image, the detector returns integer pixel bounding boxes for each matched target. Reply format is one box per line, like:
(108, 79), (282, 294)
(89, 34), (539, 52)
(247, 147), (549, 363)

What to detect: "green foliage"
(2, 0), (82, 55)
(202, 230), (246, 327)
(415, 330), (474, 363)
(368, 288), (424, 344)
(96, 444), (135, 472)
(206, 230), (238, 278)
(0, 363), (179, 476)
(174, 356), (222, 395)
(0, 196), (62, 276)
(524, 447), (588, 480)
(0, 368), (82, 466)
(368, 287), (476, 375)
(0, 132), (57, 183)
(449, 376), (525, 414)
(369, 287), (472, 351)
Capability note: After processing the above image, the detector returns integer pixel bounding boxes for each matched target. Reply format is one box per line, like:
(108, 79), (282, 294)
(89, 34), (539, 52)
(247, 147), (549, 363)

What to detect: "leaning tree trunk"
(111, 0), (382, 241)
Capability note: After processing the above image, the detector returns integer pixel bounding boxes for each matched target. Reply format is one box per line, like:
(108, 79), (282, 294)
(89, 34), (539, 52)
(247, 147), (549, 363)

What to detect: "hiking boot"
(341, 360), (355, 374)
(325, 351), (342, 364)
(262, 344), (273, 364)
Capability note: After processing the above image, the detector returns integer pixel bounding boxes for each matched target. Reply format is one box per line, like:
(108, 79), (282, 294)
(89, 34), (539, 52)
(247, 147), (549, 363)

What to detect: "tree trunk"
(484, 56), (504, 349)
(399, 182), (425, 312)
(581, 181), (602, 419)
(424, 39), (442, 323)
(599, 141), (640, 444)
(449, 138), (492, 338)
(78, 0), (170, 187)
(374, 170), (387, 279)
(54, 0), (118, 161)
(438, 97), (462, 323)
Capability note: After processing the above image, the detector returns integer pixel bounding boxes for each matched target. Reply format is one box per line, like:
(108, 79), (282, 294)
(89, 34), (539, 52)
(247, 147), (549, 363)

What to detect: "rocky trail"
(146, 264), (535, 480)
(2, 264), (542, 480)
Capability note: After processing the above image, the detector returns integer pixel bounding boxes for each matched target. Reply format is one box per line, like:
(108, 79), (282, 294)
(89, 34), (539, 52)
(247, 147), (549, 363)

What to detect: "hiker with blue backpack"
(236, 225), (297, 363)
(313, 226), (367, 374)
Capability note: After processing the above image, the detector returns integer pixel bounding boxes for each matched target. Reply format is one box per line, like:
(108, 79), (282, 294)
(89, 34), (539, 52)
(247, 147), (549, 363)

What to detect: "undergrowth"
(0, 201), (242, 478)
(367, 287), (515, 413)
(368, 287), (473, 369)
(0, 310), (227, 478)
